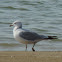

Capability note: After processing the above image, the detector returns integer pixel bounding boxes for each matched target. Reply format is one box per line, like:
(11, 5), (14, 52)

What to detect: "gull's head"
(10, 21), (22, 28)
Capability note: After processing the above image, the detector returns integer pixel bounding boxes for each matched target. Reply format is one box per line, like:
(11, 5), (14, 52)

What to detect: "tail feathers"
(48, 36), (58, 39)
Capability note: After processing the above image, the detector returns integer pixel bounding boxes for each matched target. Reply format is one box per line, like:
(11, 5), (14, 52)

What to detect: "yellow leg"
(25, 44), (27, 51)
(32, 43), (35, 52)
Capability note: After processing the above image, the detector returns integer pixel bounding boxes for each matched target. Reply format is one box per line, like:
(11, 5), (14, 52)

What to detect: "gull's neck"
(14, 26), (22, 31)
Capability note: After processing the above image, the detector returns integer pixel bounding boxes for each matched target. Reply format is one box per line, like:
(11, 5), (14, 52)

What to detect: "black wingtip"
(48, 36), (58, 39)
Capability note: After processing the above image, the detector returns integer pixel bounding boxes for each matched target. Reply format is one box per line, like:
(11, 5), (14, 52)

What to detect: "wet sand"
(0, 51), (62, 62)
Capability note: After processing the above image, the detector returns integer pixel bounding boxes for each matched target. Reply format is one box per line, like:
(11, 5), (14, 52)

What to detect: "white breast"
(13, 27), (36, 44)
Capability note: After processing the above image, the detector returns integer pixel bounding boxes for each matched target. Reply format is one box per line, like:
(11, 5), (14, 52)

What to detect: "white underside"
(13, 27), (41, 44)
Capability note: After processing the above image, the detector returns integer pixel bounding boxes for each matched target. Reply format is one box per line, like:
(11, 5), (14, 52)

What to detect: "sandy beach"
(0, 51), (61, 62)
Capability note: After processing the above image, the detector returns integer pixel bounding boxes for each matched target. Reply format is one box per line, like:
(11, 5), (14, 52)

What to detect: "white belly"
(13, 28), (40, 44)
(13, 31), (37, 44)
(15, 35), (37, 44)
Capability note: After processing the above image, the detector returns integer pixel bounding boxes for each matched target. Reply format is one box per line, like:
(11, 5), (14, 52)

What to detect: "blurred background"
(0, 0), (62, 51)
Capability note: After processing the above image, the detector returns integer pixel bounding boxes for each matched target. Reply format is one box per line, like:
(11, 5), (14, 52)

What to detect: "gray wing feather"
(19, 31), (41, 41)
(40, 35), (48, 39)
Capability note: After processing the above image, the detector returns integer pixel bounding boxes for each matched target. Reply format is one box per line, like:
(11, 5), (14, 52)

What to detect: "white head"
(10, 21), (22, 28)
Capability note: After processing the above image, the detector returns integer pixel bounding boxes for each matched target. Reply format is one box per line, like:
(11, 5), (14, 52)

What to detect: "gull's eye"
(14, 23), (16, 24)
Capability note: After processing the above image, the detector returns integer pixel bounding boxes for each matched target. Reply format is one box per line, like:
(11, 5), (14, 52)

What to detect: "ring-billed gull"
(10, 21), (57, 51)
